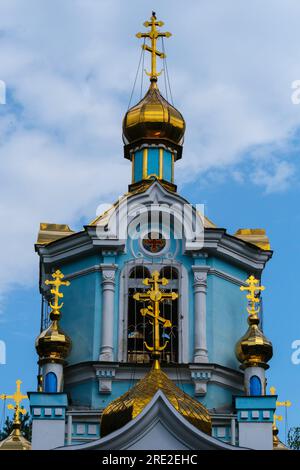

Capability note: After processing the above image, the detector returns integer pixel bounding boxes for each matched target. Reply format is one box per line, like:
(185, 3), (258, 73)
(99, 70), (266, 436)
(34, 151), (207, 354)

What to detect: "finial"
(240, 275), (265, 317)
(133, 270), (178, 366)
(136, 13), (171, 85)
(45, 269), (70, 320)
(0, 380), (28, 429)
(270, 386), (291, 447)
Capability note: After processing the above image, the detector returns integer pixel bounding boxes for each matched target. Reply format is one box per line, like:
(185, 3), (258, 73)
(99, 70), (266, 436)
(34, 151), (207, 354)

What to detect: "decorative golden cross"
(0, 380), (28, 425)
(45, 269), (70, 318)
(133, 270), (178, 356)
(136, 12), (171, 82)
(270, 386), (291, 410)
(240, 275), (265, 316)
(273, 413), (283, 429)
(270, 386), (291, 436)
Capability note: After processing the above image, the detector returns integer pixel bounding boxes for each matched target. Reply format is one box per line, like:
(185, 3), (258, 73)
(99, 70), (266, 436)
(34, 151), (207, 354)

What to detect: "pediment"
(57, 391), (246, 451)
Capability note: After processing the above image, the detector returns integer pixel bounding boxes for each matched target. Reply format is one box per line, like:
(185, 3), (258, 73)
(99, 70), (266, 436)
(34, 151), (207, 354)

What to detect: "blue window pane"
(147, 148), (160, 177)
(250, 375), (262, 396)
(163, 151), (172, 182)
(45, 372), (57, 393)
(134, 150), (143, 182)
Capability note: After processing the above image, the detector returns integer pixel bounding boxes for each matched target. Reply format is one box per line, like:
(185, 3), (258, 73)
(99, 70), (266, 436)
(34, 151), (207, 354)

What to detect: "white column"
(231, 417), (236, 446)
(192, 266), (209, 363)
(67, 414), (72, 445)
(99, 265), (117, 361)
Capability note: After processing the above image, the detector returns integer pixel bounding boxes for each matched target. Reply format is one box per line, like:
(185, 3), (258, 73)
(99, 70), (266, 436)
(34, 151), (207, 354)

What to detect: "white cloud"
(0, 0), (300, 301)
(251, 160), (296, 194)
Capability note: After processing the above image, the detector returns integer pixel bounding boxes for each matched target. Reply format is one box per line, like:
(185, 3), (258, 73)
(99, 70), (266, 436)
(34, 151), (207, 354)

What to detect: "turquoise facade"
(235, 396), (276, 423)
(29, 392), (68, 420)
(52, 221), (252, 413)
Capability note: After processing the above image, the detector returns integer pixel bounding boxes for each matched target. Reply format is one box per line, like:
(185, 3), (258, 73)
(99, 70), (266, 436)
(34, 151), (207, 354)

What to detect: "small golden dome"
(101, 363), (211, 437)
(123, 83), (185, 146)
(35, 320), (71, 363)
(273, 427), (289, 450)
(235, 315), (273, 369)
(0, 425), (31, 451)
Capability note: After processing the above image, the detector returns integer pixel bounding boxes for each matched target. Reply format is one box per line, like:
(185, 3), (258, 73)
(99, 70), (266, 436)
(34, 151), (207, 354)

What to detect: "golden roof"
(0, 425), (31, 451)
(235, 314), (273, 369)
(123, 82), (185, 146)
(101, 362), (212, 437)
(234, 229), (271, 251)
(36, 319), (71, 363)
(36, 223), (74, 245)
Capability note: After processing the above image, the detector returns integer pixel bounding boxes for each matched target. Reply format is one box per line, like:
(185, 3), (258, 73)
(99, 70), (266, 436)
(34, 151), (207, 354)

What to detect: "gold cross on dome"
(240, 275), (265, 316)
(133, 270), (178, 358)
(0, 380), (28, 425)
(136, 12), (171, 82)
(45, 269), (70, 318)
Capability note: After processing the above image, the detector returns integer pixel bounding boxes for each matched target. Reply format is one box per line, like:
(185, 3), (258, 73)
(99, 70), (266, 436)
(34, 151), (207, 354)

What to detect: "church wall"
(206, 268), (247, 369)
(42, 227), (260, 414)
(64, 380), (94, 407)
(58, 255), (102, 365)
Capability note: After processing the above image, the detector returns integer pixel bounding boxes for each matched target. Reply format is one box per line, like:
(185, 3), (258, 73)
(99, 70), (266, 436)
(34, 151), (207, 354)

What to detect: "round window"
(142, 232), (166, 254)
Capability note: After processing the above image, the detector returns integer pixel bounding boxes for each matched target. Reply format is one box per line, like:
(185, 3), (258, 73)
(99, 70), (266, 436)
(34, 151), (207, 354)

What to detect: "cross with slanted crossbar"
(270, 386), (291, 410)
(136, 12), (171, 82)
(133, 270), (178, 357)
(45, 269), (70, 319)
(0, 379), (28, 425)
(240, 275), (265, 316)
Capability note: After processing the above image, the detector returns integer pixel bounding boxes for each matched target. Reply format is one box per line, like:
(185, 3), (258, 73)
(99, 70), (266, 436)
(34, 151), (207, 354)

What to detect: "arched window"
(45, 372), (58, 393)
(127, 265), (179, 364)
(250, 375), (262, 396)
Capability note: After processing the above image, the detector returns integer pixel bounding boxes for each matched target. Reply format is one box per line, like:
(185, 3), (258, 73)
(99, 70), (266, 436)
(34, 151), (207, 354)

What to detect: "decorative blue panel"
(163, 150), (172, 181)
(134, 150), (143, 182)
(250, 375), (262, 396)
(147, 148), (160, 177)
(45, 372), (57, 393)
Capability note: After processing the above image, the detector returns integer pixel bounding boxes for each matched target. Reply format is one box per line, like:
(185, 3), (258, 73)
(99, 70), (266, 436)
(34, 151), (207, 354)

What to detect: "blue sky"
(0, 0), (300, 442)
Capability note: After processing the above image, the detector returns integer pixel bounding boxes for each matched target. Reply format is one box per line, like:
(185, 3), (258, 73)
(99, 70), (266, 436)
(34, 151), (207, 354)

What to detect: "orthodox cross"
(273, 413), (283, 430)
(45, 269), (70, 319)
(136, 12), (171, 82)
(270, 385), (291, 441)
(133, 270), (178, 358)
(0, 379), (28, 425)
(240, 275), (265, 316)
(270, 385), (292, 408)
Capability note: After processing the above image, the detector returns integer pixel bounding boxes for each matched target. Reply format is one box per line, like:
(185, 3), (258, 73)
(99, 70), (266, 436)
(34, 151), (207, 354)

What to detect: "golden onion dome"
(123, 83), (185, 146)
(35, 320), (71, 363)
(235, 315), (273, 369)
(0, 425), (31, 451)
(101, 362), (211, 437)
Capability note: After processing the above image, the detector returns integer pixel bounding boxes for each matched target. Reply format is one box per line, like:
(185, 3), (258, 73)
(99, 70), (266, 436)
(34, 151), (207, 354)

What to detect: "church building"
(0, 13), (287, 451)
